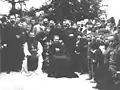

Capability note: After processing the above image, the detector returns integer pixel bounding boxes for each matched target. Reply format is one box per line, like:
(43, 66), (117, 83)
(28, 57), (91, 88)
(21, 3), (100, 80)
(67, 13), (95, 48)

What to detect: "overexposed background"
(0, 1), (118, 90)
(0, 0), (48, 14)
(0, 0), (119, 22)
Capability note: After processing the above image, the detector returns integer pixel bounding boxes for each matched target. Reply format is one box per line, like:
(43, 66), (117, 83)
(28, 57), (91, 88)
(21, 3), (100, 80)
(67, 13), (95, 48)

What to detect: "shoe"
(12, 69), (19, 72)
(80, 71), (86, 75)
(34, 70), (43, 75)
(24, 71), (33, 76)
(67, 73), (79, 78)
(92, 84), (99, 89)
(80, 72), (84, 75)
(48, 74), (55, 77)
(55, 75), (61, 78)
(91, 80), (97, 83)
(6, 71), (10, 74)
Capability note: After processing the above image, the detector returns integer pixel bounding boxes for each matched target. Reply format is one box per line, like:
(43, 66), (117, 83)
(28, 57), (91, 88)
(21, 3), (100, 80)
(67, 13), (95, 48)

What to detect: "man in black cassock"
(1, 15), (24, 72)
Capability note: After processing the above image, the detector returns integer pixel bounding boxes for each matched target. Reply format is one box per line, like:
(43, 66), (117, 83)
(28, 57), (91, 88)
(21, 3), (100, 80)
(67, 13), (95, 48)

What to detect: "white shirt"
(32, 24), (45, 36)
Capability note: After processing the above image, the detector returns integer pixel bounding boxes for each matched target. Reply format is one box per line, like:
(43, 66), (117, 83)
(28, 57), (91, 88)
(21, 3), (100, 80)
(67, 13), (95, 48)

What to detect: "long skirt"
(48, 54), (73, 76)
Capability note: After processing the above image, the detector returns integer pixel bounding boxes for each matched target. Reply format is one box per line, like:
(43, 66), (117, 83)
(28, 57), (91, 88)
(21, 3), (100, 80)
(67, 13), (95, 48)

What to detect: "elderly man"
(48, 34), (78, 78)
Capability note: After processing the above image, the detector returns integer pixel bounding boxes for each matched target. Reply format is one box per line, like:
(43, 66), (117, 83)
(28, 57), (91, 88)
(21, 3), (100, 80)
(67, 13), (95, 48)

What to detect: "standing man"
(23, 19), (44, 75)
(79, 36), (88, 74)
(3, 15), (25, 72)
(0, 16), (9, 72)
(0, 19), (2, 72)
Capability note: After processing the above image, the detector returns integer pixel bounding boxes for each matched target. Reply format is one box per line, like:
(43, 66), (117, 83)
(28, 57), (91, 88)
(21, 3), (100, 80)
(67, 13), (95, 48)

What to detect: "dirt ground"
(0, 72), (97, 90)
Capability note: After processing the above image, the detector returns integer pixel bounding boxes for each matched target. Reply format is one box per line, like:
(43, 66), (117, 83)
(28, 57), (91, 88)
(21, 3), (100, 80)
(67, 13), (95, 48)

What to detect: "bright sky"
(0, 0), (120, 23)
(101, 0), (120, 23)
(0, 0), (47, 14)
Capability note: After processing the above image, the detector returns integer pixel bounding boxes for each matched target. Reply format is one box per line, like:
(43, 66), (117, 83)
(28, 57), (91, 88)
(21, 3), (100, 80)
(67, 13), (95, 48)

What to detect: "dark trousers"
(80, 52), (88, 73)
(93, 62), (98, 81)
(27, 56), (38, 71)
(88, 58), (93, 78)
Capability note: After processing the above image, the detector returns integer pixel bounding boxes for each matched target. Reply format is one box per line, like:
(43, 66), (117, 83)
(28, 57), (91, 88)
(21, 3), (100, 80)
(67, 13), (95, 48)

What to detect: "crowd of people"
(0, 13), (120, 90)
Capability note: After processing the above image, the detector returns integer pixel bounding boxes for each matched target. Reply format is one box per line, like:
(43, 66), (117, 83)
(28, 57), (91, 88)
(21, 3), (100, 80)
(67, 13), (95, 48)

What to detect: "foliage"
(39, 0), (103, 22)
(24, 7), (36, 17)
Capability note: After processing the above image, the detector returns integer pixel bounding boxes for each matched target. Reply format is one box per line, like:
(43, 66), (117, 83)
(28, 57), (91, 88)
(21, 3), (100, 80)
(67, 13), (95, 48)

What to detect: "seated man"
(48, 35), (77, 78)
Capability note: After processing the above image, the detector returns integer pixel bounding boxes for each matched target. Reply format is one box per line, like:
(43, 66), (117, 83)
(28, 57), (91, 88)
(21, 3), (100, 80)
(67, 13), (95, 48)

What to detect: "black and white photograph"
(0, 0), (120, 90)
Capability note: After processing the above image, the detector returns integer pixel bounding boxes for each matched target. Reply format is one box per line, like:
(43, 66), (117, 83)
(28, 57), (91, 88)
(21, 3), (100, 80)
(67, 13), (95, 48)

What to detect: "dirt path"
(0, 72), (97, 90)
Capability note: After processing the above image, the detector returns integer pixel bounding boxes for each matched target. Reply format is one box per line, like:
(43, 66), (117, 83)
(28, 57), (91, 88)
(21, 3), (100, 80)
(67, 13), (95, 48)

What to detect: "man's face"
(86, 24), (92, 29)
(77, 35), (81, 39)
(16, 17), (20, 23)
(31, 20), (35, 25)
(10, 16), (16, 25)
(10, 16), (15, 22)
(101, 20), (105, 25)
(63, 21), (66, 26)
(49, 21), (55, 27)
(77, 23), (81, 27)
(46, 28), (50, 33)
(43, 21), (48, 26)
(43, 18), (48, 25)
(54, 36), (59, 42)
(57, 23), (61, 28)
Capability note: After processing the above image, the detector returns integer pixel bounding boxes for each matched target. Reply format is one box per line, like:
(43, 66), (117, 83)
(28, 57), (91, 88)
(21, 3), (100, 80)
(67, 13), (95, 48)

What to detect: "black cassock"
(0, 24), (2, 72)
(48, 40), (76, 77)
(1, 24), (24, 72)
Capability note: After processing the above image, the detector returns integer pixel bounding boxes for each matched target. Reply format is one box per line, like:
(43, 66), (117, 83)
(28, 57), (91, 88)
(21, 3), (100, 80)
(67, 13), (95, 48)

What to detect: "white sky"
(101, 0), (120, 23)
(0, 0), (120, 23)
(0, 0), (47, 14)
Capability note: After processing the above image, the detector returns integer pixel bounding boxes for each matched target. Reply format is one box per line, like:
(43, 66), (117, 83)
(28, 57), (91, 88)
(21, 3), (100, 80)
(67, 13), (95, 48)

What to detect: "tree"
(39, 0), (103, 22)
(1, 0), (28, 16)
(25, 7), (36, 17)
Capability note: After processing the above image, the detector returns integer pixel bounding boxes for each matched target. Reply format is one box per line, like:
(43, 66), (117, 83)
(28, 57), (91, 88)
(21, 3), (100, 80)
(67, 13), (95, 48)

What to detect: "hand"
(75, 50), (80, 54)
(3, 44), (7, 47)
(92, 60), (96, 63)
(16, 35), (20, 39)
(0, 44), (7, 51)
(43, 37), (47, 41)
(55, 48), (60, 51)
(116, 71), (120, 74)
